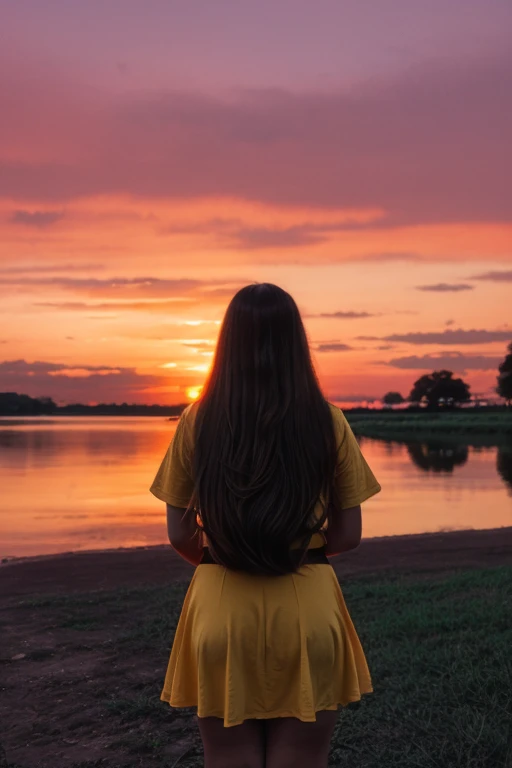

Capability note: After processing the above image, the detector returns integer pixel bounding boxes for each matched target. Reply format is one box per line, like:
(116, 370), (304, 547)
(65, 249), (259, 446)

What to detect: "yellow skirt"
(160, 551), (373, 727)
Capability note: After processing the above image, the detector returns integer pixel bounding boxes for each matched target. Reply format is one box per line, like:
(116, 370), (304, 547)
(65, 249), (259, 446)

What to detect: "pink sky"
(1, 0), (511, 406)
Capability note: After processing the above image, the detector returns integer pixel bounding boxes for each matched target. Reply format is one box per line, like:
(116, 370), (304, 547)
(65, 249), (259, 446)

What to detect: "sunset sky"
(1, 0), (510, 406)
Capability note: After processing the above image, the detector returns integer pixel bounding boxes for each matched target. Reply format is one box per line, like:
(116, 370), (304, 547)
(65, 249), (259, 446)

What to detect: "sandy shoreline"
(3, 524), (511, 565)
(1, 526), (511, 601)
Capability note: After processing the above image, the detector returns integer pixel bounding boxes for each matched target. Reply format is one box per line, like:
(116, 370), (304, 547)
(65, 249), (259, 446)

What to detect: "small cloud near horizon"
(383, 352), (503, 371)
(9, 209), (65, 228)
(356, 329), (512, 345)
(468, 270), (512, 282)
(0, 262), (103, 274)
(306, 310), (376, 319)
(415, 283), (474, 292)
(316, 342), (353, 352)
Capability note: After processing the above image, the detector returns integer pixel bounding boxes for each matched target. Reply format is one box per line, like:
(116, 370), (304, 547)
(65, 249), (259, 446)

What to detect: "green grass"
(328, 567), (512, 767)
(346, 410), (512, 444)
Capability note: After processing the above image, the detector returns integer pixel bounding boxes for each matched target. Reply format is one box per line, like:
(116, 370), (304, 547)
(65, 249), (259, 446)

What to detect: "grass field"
(346, 410), (512, 444)
(2, 566), (511, 768)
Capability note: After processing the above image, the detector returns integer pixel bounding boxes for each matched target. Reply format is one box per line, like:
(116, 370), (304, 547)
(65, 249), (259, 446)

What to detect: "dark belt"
(199, 546), (330, 566)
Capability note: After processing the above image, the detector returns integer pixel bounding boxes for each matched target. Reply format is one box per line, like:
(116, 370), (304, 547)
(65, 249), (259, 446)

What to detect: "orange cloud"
(1, 45), (510, 405)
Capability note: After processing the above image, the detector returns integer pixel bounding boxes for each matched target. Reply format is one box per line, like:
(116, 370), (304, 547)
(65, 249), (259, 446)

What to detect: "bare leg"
(265, 710), (338, 768)
(197, 715), (266, 768)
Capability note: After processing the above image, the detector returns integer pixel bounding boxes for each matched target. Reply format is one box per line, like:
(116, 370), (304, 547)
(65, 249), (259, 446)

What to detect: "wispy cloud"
(316, 342), (353, 352)
(384, 352), (504, 371)
(0, 275), (248, 305)
(227, 224), (328, 249)
(0, 276), (201, 297)
(415, 283), (474, 292)
(0, 359), (123, 376)
(358, 252), (424, 262)
(181, 341), (215, 350)
(158, 213), (384, 250)
(356, 329), (512, 345)
(9, 209), (65, 227)
(34, 300), (196, 313)
(307, 311), (376, 319)
(0, 262), (103, 274)
(468, 270), (512, 282)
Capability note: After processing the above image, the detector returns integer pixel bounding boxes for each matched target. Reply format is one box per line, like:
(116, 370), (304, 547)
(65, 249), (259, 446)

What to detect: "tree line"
(383, 342), (512, 408)
(2, 343), (511, 415)
(0, 392), (187, 417)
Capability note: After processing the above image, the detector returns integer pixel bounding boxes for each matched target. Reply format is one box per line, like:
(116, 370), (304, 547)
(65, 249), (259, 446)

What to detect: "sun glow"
(185, 364), (210, 372)
(186, 386), (203, 401)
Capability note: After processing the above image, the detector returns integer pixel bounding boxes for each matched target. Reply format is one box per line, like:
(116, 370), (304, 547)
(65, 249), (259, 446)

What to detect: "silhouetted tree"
(408, 370), (471, 408)
(407, 441), (469, 473)
(496, 446), (512, 494)
(382, 391), (405, 408)
(0, 392), (57, 415)
(496, 342), (512, 406)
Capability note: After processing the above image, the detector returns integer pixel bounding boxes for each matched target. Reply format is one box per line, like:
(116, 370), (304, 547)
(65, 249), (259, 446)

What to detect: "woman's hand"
(323, 504), (362, 556)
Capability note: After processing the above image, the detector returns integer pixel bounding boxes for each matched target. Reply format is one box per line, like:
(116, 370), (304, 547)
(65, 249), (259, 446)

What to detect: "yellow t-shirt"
(150, 402), (381, 544)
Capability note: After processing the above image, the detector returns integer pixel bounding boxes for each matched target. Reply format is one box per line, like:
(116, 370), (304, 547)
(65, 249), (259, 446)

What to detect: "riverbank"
(346, 409), (512, 444)
(1, 527), (511, 768)
(2, 525), (512, 595)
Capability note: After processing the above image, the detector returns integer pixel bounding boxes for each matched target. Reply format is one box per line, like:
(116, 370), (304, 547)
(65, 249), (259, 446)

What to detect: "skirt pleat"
(160, 562), (373, 727)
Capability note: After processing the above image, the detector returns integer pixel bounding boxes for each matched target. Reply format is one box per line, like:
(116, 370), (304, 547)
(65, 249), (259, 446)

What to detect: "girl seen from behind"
(150, 282), (381, 768)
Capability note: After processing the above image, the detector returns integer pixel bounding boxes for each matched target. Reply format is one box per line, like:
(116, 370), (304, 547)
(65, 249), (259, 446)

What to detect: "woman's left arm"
(166, 504), (204, 566)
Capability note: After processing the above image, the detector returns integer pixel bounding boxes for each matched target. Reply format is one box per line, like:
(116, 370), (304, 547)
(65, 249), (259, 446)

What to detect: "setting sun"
(186, 386), (203, 401)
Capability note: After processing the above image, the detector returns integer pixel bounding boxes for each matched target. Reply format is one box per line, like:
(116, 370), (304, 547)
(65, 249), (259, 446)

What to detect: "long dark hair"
(191, 283), (338, 575)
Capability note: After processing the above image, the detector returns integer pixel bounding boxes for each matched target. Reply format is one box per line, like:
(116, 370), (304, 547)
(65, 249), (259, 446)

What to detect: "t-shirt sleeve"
(331, 405), (382, 509)
(149, 406), (195, 507)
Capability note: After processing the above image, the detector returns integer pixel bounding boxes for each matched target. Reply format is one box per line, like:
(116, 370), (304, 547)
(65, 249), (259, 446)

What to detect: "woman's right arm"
(323, 504), (362, 555)
(324, 404), (381, 556)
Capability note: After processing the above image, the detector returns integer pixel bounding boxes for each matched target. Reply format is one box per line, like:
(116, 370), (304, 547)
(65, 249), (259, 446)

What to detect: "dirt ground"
(2, 526), (511, 601)
(1, 526), (511, 768)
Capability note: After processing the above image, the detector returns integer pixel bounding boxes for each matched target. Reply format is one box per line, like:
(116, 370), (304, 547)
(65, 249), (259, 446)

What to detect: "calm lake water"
(1, 416), (511, 558)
